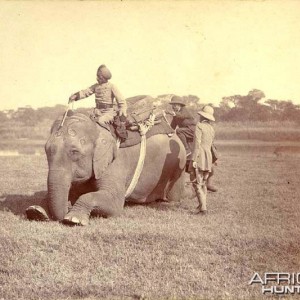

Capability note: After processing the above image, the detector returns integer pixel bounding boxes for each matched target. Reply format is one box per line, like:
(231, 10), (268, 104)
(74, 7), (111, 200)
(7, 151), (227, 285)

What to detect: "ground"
(0, 140), (300, 300)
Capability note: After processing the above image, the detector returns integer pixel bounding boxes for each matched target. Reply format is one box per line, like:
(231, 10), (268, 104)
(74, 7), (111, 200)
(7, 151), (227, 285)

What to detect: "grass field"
(0, 142), (300, 300)
(1, 120), (300, 144)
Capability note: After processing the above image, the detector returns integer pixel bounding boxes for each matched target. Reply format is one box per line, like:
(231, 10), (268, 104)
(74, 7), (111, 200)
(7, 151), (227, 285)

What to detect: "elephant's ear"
(93, 135), (118, 179)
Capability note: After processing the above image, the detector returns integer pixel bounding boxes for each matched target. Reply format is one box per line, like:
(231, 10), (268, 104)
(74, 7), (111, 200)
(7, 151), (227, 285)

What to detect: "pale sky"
(0, 0), (300, 110)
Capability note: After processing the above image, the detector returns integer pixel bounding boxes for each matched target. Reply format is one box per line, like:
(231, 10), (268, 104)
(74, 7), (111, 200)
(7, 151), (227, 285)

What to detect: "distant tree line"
(160, 89), (300, 123)
(0, 105), (65, 126)
(216, 89), (300, 123)
(1, 89), (299, 126)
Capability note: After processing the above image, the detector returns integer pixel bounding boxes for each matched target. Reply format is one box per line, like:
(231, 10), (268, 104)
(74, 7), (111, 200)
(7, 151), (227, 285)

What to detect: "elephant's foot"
(26, 206), (50, 221)
(62, 211), (89, 226)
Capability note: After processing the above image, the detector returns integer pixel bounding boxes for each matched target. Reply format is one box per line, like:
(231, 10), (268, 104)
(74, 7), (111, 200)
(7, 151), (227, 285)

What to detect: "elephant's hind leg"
(166, 168), (186, 202)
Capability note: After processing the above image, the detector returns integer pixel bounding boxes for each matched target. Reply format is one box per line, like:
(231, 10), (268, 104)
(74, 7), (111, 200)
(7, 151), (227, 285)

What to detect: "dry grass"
(215, 121), (300, 141)
(0, 120), (50, 140)
(1, 120), (300, 144)
(0, 142), (300, 299)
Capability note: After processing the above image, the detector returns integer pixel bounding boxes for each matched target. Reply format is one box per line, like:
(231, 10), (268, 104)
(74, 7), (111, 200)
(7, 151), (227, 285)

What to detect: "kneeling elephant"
(26, 112), (186, 225)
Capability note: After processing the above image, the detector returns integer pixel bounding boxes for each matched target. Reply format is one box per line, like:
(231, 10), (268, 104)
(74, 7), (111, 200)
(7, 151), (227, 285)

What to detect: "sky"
(0, 0), (300, 110)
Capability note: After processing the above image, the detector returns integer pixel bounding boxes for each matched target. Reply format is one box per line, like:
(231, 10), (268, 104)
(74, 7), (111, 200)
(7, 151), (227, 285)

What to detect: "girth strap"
(124, 113), (155, 198)
(125, 134), (147, 198)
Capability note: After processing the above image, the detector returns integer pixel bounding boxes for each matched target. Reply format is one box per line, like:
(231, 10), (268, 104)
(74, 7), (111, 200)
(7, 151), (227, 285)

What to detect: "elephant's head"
(45, 113), (117, 220)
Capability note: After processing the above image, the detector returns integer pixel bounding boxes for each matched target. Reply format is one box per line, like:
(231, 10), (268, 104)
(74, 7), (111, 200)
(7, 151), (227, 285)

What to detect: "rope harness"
(124, 113), (156, 198)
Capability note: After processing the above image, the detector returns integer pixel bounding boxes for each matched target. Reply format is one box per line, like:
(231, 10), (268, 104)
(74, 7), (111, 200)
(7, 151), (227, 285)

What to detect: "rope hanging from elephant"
(125, 113), (156, 198)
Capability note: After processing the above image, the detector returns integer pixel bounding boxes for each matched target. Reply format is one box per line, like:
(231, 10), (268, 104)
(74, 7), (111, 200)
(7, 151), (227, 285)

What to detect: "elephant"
(26, 111), (187, 225)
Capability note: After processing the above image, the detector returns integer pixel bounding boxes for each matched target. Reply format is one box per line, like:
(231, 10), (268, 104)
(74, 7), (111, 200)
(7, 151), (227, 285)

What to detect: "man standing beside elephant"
(169, 96), (218, 192)
(189, 105), (216, 214)
(69, 64), (127, 124)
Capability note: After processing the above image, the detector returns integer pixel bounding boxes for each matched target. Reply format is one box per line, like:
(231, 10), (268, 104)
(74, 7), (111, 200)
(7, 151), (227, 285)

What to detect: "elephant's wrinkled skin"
(27, 113), (186, 225)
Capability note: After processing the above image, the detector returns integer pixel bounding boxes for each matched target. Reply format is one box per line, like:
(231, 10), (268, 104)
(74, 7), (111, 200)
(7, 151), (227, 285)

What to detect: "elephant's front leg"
(63, 181), (125, 226)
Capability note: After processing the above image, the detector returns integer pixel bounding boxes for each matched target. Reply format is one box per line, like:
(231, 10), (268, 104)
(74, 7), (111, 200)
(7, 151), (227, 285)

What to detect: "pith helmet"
(170, 95), (186, 106)
(97, 65), (112, 80)
(198, 105), (215, 121)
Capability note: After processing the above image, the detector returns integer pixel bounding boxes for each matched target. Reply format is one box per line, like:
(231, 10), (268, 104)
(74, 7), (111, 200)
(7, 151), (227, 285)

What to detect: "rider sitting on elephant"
(68, 64), (127, 124)
(169, 95), (197, 157)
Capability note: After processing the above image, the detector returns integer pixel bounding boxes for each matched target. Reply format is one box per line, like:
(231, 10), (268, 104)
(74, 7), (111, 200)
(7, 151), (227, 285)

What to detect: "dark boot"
(207, 168), (217, 192)
(207, 184), (217, 192)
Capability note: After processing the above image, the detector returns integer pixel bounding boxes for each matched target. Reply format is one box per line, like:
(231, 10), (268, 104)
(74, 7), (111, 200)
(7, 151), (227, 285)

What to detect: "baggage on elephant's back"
(112, 95), (174, 148)
(126, 95), (165, 125)
(126, 95), (155, 124)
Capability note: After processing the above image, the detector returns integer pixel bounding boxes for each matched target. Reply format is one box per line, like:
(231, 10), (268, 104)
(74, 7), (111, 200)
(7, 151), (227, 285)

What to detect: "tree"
(0, 111), (8, 122)
(235, 89), (265, 109)
(264, 99), (300, 122)
(218, 89), (271, 121)
(12, 107), (38, 126)
(35, 105), (66, 121)
(278, 100), (299, 121)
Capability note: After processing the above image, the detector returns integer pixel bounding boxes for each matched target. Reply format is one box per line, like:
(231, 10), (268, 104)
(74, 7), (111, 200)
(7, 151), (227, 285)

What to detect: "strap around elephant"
(124, 113), (155, 198)
(125, 134), (147, 198)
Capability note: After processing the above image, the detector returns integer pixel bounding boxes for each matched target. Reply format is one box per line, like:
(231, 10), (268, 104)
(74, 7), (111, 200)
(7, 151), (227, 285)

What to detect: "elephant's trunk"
(47, 169), (72, 221)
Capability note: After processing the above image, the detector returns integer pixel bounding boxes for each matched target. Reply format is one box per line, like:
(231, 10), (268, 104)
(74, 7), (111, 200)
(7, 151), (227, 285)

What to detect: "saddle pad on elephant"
(119, 118), (174, 148)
